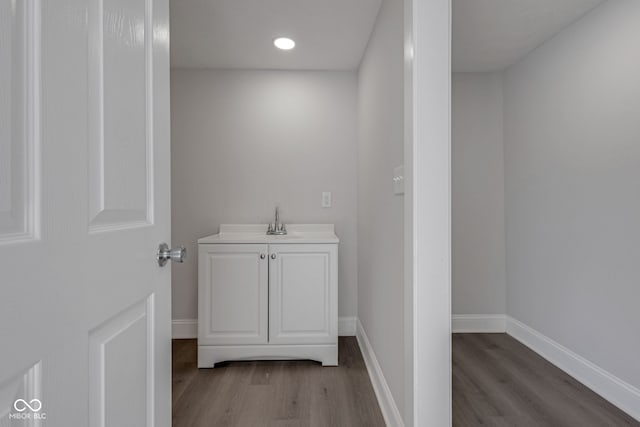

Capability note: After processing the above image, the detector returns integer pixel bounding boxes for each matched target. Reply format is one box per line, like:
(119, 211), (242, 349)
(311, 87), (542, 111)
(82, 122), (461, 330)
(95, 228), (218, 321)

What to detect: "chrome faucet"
(267, 206), (287, 235)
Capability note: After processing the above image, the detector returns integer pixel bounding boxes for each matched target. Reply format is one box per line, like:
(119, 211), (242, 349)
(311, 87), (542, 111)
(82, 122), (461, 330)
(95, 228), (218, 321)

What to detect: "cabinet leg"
(322, 352), (339, 367)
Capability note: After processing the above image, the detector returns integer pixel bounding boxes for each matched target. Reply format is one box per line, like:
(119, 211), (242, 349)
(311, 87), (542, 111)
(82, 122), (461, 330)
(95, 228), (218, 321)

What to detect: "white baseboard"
(506, 316), (640, 422)
(452, 314), (506, 333)
(172, 318), (197, 339)
(338, 316), (357, 336)
(356, 320), (404, 427)
(172, 316), (358, 339)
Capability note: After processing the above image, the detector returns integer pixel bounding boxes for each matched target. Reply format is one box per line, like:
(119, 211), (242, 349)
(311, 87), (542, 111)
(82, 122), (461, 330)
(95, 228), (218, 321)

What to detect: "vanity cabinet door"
(268, 244), (338, 345)
(198, 244), (269, 345)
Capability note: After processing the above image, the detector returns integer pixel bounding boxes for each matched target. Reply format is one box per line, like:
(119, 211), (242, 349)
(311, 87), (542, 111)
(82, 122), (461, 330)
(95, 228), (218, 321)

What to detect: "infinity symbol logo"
(14, 399), (42, 412)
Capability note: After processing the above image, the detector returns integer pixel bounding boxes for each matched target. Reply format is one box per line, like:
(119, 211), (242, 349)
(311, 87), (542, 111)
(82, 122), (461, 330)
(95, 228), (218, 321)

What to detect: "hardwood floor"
(453, 333), (640, 427)
(172, 337), (385, 427)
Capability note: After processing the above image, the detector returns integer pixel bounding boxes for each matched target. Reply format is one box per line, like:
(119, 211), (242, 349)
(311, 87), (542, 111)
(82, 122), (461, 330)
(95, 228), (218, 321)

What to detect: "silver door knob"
(260, 253), (266, 259)
(270, 253), (277, 260)
(157, 243), (186, 267)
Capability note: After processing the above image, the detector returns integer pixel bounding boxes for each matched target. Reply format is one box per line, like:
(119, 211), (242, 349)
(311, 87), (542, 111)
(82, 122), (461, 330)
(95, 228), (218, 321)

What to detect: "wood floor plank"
(453, 333), (640, 427)
(172, 337), (385, 427)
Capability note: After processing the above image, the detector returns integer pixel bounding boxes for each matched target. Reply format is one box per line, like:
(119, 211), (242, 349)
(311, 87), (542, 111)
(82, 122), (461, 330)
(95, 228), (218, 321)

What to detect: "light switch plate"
(393, 165), (404, 195)
(322, 192), (332, 208)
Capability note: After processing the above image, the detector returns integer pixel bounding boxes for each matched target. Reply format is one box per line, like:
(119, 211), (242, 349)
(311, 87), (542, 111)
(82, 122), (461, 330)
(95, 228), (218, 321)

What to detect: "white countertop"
(198, 224), (339, 244)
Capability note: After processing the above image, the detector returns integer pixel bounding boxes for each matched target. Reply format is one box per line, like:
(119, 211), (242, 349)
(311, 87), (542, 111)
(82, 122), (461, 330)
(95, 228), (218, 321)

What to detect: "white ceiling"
(170, 0), (383, 70)
(452, 0), (606, 72)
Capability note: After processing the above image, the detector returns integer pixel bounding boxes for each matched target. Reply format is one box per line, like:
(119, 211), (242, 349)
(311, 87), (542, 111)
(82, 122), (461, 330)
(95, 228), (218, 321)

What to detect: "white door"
(198, 244), (268, 346)
(268, 244), (338, 345)
(0, 0), (173, 425)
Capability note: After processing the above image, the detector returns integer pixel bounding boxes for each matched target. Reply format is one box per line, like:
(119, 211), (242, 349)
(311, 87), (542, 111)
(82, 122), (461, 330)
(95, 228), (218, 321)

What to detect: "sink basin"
(217, 232), (303, 240)
(265, 233), (303, 239)
(198, 224), (339, 244)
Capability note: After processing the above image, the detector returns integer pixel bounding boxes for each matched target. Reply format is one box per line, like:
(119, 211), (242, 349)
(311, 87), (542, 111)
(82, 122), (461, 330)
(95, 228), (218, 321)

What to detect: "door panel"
(0, 362), (41, 426)
(198, 244), (268, 345)
(0, 0), (172, 425)
(269, 244), (338, 345)
(89, 296), (154, 427)
(0, 0), (39, 242)
(88, 0), (153, 231)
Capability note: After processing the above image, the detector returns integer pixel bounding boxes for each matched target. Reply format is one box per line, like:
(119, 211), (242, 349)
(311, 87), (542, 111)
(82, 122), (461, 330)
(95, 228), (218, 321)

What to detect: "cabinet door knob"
(260, 253), (266, 259)
(270, 253), (277, 260)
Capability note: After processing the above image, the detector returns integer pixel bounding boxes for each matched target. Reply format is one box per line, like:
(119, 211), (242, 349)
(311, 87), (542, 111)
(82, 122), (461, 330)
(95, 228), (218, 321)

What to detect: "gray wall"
(504, 0), (640, 388)
(452, 72), (506, 315)
(170, 69), (358, 321)
(357, 0), (405, 418)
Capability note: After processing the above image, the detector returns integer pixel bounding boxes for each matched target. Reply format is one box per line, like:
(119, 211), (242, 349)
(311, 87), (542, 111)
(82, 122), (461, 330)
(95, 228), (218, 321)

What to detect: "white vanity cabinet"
(197, 224), (339, 368)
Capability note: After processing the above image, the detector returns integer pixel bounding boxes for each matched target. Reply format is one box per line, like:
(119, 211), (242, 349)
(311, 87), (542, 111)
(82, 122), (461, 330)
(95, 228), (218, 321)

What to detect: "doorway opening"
(452, 0), (640, 424)
(168, 0), (407, 425)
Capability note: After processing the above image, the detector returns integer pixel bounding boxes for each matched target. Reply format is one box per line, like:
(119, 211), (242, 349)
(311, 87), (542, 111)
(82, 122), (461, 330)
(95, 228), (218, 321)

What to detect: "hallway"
(453, 334), (639, 426)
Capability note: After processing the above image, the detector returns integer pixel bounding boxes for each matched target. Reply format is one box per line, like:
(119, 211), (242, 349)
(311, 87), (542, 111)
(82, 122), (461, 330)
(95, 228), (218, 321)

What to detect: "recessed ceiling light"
(273, 37), (295, 50)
